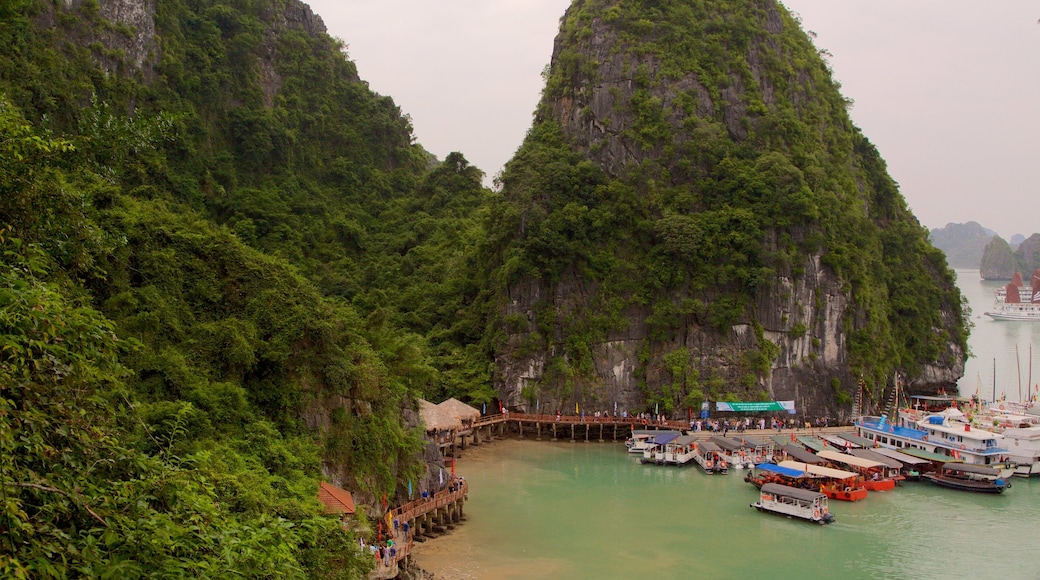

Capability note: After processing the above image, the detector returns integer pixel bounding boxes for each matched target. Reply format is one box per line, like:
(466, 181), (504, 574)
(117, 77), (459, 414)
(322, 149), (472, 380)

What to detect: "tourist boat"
(821, 434), (861, 449)
(693, 441), (728, 474)
(870, 447), (932, 481)
(817, 449), (895, 491)
(709, 436), (749, 469)
(795, 435), (826, 453)
(738, 435), (774, 465)
(750, 483), (834, 525)
(744, 463), (816, 490)
(626, 430), (680, 455)
(640, 432), (680, 465)
(847, 448), (907, 482)
(985, 273), (1040, 321)
(856, 410), (1015, 478)
(922, 462), (1011, 494)
(641, 435), (698, 467)
(777, 460), (867, 501)
(779, 444), (826, 465)
(1000, 426), (1040, 477)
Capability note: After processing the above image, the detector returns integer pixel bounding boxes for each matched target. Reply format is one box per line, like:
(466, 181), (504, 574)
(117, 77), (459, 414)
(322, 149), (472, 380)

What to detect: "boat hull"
(820, 485), (868, 502)
(862, 479), (896, 492)
(751, 502), (834, 525)
(922, 474), (1009, 494)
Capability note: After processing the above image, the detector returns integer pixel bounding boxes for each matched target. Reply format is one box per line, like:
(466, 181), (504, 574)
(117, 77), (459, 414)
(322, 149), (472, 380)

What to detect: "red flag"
(382, 492), (387, 510)
(451, 457), (455, 477)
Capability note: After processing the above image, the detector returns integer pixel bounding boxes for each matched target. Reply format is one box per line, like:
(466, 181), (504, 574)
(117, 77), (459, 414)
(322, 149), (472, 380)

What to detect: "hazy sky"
(307, 1), (1039, 240)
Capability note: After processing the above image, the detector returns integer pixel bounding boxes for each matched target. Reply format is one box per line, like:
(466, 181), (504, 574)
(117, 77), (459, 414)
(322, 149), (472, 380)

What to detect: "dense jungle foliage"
(485, 0), (968, 410)
(0, 0), (492, 576)
(0, 0), (968, 575)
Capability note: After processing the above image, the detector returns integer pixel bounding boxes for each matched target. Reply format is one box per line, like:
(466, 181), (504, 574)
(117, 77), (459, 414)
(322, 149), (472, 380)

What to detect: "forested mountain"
(484, 0), (968, 418)
(981, 233), (1040, 280)
(928, 221), (994, 269)
(0, 0), (967, 576)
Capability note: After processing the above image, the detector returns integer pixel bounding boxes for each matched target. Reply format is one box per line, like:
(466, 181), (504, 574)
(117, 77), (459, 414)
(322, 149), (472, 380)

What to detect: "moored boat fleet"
(627, 400), (1037, 525)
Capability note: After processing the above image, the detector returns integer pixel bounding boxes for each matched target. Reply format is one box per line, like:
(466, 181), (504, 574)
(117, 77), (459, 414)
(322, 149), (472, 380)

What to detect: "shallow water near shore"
(412, 269), (1040, 579)
(411, 439), (1039, 579)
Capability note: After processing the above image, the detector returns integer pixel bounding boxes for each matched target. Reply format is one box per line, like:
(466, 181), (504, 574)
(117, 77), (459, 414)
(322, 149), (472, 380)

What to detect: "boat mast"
(992, 358), (996, 404)
(1017, 344), (1022, 402)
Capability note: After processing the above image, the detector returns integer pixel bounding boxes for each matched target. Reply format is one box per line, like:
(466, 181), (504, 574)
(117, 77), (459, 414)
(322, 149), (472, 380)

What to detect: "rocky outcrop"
(980, 236), (1016, 280)
(491, 0), (966, 418)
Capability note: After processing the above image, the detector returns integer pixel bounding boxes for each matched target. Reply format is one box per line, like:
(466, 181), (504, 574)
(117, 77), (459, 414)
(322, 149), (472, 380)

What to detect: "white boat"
(985, 273), (1040, 321)
(693, 441), (728, 474)
(856, 409), (1016, 478)
(1001, 426), (1040, 477)
(626, 430), (680, 454)
(750, 483), (834, 525)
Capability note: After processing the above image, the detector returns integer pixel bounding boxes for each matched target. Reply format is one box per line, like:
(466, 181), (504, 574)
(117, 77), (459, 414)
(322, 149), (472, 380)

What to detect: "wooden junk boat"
(750, 483), (835, 525)
(922, 462), (1011, 494)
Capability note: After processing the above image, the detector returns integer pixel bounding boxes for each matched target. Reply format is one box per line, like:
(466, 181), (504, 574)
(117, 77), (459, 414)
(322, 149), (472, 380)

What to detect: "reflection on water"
(956, 269), (1040, 401)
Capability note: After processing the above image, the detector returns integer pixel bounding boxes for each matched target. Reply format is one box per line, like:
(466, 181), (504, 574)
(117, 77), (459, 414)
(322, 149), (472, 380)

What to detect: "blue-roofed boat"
(743, 462), (815, 489)
(640, 432), (681, 465)
(856, 408), (1015, 478)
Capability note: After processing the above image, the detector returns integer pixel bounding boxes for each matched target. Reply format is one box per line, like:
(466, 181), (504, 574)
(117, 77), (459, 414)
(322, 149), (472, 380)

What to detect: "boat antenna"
(992, 358), (996, 404)
(1017, 344), (1022, 403)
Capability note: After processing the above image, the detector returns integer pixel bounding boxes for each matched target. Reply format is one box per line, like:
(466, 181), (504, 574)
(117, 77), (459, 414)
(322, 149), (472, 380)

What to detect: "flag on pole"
(439, 468), (444, 485)
(575, 401), (579, 413)
(408, 480), (413, 499)
(451, 457), (455, 477)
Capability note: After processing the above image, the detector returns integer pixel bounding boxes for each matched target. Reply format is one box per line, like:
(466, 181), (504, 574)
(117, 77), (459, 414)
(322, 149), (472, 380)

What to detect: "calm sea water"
(412, 440), (1039, 579)
(955, 268), (1040, 402)
(413, 271), (1040, 579)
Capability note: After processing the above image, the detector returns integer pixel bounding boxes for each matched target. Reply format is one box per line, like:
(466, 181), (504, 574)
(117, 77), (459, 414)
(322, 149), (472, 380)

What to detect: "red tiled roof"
(318, 481), (355, 515)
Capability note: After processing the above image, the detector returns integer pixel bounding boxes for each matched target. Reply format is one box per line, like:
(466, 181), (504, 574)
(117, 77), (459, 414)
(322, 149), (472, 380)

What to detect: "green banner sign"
(715, 401), (794, 412)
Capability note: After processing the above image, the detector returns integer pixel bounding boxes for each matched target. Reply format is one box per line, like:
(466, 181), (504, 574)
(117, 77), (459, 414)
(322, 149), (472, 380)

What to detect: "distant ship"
(985, 269), (1040, 321)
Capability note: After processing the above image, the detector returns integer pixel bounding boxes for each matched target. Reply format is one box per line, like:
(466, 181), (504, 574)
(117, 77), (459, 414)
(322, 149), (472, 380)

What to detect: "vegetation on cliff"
(483, 0), (968, 412)
(1, 0), (971, 574)
(0, 0), (486, 575)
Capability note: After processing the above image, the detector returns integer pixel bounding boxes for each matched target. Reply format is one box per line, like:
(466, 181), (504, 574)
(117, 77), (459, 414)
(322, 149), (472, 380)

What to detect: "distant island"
(929, 222), (1039, 279)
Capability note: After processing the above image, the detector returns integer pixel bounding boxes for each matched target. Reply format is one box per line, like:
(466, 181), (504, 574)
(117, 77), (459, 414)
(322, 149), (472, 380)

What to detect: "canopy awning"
(848, 449), (904, 469)
(761, 482), (826, 502)
(871, 447), (933, 466)
(781, 445), (826, 465)
(755, 463), (809, 478)
(778, 460), (858, 480)
(817, 449), (885, 469)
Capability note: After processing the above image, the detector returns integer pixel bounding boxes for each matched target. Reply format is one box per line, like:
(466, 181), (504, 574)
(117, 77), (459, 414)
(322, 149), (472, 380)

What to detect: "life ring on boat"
(960, 444), (966, 450)
(641, 418), (647, 426)
(813, 508), (820, 519)
(999, 404), (1005, 410)
(844, 487), (851, 493)
(922, 436), (927, 441)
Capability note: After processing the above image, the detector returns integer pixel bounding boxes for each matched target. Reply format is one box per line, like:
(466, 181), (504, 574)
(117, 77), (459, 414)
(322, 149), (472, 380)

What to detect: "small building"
(318, 481), (356, 524)
(419, 399), (463, 448)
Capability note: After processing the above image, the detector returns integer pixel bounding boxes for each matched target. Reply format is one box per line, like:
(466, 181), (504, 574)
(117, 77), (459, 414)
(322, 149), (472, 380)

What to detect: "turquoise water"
(412, 440), (1039, 579)
(412, 271), (1040, 579)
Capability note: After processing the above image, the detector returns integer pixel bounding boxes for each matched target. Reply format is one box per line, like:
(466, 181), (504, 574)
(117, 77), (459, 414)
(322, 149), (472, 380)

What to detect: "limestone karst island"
(7, 0), (1006, 578)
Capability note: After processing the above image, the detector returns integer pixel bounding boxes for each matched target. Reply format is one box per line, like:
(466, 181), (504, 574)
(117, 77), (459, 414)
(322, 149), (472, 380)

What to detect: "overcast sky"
(306, 1), (1039, 240)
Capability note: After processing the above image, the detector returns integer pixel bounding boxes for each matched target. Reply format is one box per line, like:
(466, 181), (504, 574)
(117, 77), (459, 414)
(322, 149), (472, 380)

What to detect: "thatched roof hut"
(438, 398), (481, 423)
(419, 399), (462, 432)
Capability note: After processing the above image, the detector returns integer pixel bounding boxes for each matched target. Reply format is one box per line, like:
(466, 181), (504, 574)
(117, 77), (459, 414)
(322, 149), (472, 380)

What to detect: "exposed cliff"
(485, 0), (967, 419)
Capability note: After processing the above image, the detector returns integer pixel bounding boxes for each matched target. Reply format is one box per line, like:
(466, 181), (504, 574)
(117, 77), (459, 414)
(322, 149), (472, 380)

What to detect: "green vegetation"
(0, 0), (970, 574)
(484, 0), (968, 403)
